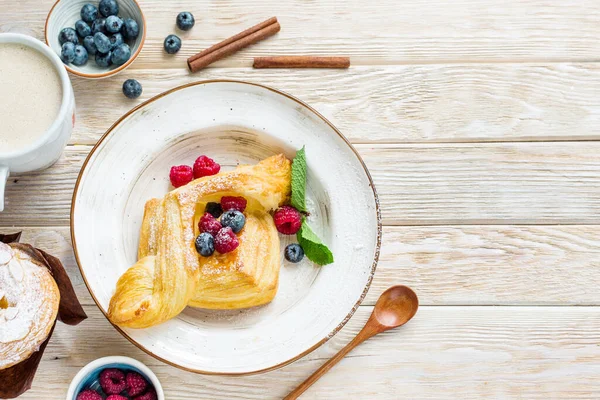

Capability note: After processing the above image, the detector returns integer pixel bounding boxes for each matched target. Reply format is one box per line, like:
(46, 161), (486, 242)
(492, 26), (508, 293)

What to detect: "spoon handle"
(283, 325), (376, 400)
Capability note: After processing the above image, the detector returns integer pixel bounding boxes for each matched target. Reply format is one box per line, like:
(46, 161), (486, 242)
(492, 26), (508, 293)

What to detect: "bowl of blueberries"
(66, 356), (164, 400)
(45, 0), (145, 78)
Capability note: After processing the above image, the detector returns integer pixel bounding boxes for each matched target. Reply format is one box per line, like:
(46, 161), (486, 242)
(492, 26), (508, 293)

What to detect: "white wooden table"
(2, 1), (600, 398)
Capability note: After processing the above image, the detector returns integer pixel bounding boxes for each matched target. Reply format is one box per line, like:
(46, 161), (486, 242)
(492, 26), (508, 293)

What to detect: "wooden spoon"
(284, 285), (419, 400)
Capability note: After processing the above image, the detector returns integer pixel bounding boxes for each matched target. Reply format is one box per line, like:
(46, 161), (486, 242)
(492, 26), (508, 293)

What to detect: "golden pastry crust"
(108, 154), (291, 328)
(0, 243), (60, 370)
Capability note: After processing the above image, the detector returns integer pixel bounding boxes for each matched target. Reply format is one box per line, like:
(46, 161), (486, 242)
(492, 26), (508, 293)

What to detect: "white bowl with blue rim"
(66, 356), (164, 399)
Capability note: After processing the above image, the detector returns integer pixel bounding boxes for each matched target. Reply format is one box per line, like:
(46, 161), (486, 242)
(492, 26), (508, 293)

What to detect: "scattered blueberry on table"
(57, 1), (138, 69)
(176, 11), (195, 31)
(122, 79), (142, 99)
(163, 34), (181, 54)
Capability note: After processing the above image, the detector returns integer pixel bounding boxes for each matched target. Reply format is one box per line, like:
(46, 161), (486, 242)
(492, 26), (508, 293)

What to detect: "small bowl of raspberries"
(66, 356), (164, 400)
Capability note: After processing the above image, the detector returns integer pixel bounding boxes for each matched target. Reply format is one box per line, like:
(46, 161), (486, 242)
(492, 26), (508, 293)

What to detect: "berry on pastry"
(221, 196), (247, 212)
(220, 210), (245, 233)
(199, 212), (222, 236)
(214, 227), (239, 254)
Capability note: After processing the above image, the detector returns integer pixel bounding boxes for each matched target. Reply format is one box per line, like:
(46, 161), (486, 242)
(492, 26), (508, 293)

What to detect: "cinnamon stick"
(187, 17), (280, 72)
(253, 56), (350, 69)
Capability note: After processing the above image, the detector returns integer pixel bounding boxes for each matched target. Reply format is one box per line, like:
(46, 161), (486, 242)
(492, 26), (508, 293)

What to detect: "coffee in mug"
(0, 33), (75, 212)
(0, 43), (63, 152)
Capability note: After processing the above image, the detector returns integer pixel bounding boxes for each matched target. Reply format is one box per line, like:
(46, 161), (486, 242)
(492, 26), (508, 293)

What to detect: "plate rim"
(70, 79), (382, 375)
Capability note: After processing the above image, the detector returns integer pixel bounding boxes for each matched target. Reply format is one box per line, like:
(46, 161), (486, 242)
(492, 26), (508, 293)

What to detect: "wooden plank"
(3, 143), (600, 225)
(5, 226), (600, 306)
(16, 306), (600, 399)
(66, 64), (600, 145)
(3, 0), (600, 64)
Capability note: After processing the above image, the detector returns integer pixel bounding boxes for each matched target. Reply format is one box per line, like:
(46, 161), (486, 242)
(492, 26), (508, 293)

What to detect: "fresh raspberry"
(126, 371), (148, 397)
(214, 227), (239, 254)
(134, 389), (158, 400)
(193, 155), (220, 179)
(169, 165), (194, 188)
(99, 368), (127, 395)
(221, 196), (247, 212)
(199, 212), (222, 236)
(77, 390), (103, 400)
(273, 206), (302, 235)
(106, 396), (128, 400)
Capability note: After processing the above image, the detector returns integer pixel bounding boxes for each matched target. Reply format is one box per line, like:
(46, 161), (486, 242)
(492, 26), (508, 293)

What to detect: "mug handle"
(0, 165), (9, 212)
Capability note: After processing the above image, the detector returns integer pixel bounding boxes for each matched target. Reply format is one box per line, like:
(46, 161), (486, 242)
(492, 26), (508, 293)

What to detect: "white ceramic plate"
(72, 80), (381, 375)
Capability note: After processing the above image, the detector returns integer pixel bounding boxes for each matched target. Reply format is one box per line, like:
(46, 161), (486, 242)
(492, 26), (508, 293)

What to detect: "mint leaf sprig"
(290, 146), (334, 265)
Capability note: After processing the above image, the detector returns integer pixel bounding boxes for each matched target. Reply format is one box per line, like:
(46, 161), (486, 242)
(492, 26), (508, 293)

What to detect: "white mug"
(0, 33), (75, 211)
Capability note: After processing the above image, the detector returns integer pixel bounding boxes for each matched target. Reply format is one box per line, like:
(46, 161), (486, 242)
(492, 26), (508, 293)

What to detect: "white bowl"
(66, 356), (164, 400)
(45, 0), (146, 78)
(71, 80), (381, 375)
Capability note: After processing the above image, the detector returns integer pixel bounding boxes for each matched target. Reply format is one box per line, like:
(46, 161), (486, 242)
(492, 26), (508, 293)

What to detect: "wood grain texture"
(16, 306), (600, 399)
(3, 143), (600, 225)
(5, 226), (600, 306)
(62, 64), (600, 144)
(3, 0), (599, 64)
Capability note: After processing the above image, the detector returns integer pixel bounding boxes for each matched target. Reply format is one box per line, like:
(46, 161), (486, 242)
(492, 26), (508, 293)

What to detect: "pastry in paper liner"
(0, 233), (87, 399)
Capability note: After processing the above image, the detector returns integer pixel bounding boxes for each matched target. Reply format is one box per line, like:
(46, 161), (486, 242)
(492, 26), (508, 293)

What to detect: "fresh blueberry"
(72, 45), (89, 66)
(98, 0), (119, 17)
(111, 43), (131, 65)
(176, 12), (195, 31)
(82, 35), (97, 55)
(60, 42), (76, 63)
(75, 20), (91, 38)
(109, 33), (124, 50)
(80, 3), (98, 23)
(93, 32), (112, 54)
(95, 50), (112, 67)
(91, 18), (107, 35)
(284, 243), (304, 263)
(220, 210), (245, 233)
(163, 34), (181, 54)
(122, 79), (142, 99)
(58, 28), (78, 45)
(120, 18), (139, 40)
(105, 15), (123, 33)
(195, 232), (215, 257)
(205, 202), (223, 218)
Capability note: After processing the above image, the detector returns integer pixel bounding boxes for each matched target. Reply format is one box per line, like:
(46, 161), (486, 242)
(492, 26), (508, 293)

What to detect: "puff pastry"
(0, 242), (60, 370)
(108, 154), (291, 328)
